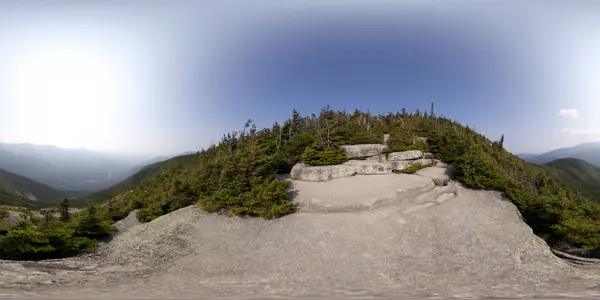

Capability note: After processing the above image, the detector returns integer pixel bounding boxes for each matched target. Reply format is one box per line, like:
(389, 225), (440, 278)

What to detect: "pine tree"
(59, 198), (70, 222)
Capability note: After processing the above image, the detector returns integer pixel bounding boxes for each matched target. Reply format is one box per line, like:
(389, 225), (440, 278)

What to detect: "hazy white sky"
(1, 1), (600, 155)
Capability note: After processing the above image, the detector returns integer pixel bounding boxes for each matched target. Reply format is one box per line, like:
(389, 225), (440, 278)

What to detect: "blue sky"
(1, 1), (600, 156)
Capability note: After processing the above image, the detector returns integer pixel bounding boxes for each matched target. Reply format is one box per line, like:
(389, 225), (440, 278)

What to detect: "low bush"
(394, 161), (433, 174)
(300, 145), (348, 166)
(0, 202), (115, 260)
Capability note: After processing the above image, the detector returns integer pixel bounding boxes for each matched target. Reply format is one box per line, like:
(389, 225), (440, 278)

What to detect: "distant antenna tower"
(430, 97), (435, 116)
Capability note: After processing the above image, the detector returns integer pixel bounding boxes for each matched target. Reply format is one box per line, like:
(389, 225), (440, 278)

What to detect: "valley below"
(2, 172), (600, 299)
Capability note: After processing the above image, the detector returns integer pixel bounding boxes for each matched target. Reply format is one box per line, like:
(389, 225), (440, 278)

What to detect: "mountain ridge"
(0, 167), (81, 207)
(0, 142), (146, 192)
(541, 157), (600, 202)
(519, 142), (600, 166)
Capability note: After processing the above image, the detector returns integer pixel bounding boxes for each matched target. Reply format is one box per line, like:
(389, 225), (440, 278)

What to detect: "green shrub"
(387, 134), (429, 153)
(393, 161), (433, 174)
(0, 207), (8, 219)
(73, 204), (115, 240)
(136, 202), (164, 223)
(0, 204), (114, 260)
(199, 179), (295, 219)
(301, 145), (348, 166)
(94, 106), (600, 253)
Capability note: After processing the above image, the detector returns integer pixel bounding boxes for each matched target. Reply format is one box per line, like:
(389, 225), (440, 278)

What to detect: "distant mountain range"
(0, 167), (86, 207)
(518, 142), (600, 167)
(0, 142), (194, 193)
(0, 143), (142, 192)
(518, 142), (600, 203)
(541, 158), (600, 202)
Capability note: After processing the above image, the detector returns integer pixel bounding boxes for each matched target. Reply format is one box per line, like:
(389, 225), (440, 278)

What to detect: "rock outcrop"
(290, 163), (357, 182)
(386, 150), (435, 171)
(4, 175), (594, 299)
(291, 141), (441, 181)
(3, 211), (27, 227)
(344, 160), (393, 175)
(365, 154), (387, 162)
(415, 166), (453, 186)
(388, 150), (423, 161)
(340, 144), (388, 158)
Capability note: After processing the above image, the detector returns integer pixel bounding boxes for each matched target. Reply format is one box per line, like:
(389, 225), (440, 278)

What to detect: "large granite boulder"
(365, 154), (387, 162)
(340, 144), (388, 158)
(383, 134), (390, 144)
(415, 166), (453, 186)
(416, 158), (435, 165)
(3, 211), (26, 227)
(388, 150), (423, 161)
(290, 163), (357, 182)
(390, 158), (435, 171)
(390, 160), (414, 171)
(344, 160), (393, 175)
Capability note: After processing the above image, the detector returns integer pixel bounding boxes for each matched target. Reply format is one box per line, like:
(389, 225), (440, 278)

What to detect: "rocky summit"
(1, 159), (600, 299)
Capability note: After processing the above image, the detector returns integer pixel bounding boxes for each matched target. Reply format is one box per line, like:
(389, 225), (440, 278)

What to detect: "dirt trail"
(1, 172), (600, 299)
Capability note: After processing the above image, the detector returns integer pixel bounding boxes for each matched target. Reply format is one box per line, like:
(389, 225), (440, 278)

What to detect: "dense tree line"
(1, 106), (599, 259)
(0, 199), (114, 260)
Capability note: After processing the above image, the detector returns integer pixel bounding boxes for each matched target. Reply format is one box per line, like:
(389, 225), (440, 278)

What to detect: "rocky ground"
(1, 167), (600, 299)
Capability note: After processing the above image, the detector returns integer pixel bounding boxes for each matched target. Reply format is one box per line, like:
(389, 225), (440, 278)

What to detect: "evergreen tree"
(4, 105), (600, 260)
(59, 198), (70, 222)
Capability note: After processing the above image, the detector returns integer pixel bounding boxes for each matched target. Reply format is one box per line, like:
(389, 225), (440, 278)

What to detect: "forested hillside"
(542, 158), (600, 202)
(102, 106), (600, 250)
(80, 159), (176, 203)
(2, 106), (600, 260)
(0, 143), (139, 192)
(0, 167), (78, 208)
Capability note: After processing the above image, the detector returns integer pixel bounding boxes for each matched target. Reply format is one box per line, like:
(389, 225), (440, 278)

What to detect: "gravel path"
(1, 175), (599, 299)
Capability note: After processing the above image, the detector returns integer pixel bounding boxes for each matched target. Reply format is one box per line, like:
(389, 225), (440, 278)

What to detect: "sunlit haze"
(1, 1), (600, 156)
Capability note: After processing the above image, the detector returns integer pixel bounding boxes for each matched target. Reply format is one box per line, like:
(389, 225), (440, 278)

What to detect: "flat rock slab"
(340, 144), (388, 158)
(290, 163), (356, 182)
(343, 160), (392, 175)
(415, 166), (452, 186)
(15, 187), (597, 299)
(291, 174), (434, 212)
(388, 150), (423, 161)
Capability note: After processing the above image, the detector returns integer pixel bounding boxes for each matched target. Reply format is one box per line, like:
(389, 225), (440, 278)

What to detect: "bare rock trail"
(2, 167), (600, 299)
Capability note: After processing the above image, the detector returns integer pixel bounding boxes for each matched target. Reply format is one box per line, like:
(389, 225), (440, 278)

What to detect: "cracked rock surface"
(1, 174), (600, 299)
